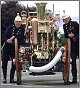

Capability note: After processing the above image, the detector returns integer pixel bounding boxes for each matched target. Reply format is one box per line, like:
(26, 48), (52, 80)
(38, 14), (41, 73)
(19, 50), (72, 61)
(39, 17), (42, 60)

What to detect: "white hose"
(29, 46), (65, 73)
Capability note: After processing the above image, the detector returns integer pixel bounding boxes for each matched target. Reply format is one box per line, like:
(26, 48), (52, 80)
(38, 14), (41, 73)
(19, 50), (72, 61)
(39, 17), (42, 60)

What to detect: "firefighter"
(62, 15), (79, 84)
(2, 13), (25, 83)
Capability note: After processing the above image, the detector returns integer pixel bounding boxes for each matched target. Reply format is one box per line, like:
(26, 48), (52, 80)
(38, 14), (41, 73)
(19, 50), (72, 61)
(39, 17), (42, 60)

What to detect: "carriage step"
(29, 71), (56, 76)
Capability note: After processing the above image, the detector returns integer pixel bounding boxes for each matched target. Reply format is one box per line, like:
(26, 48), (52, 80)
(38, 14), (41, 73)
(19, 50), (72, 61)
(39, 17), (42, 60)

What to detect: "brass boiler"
(31, 2), (47, 46)
(31, 2), (54, 59)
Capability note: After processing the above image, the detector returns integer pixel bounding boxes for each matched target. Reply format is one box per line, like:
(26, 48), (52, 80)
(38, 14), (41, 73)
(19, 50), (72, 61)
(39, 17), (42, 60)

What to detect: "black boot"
(3, 79), (7, 83)
(10, 63), (16, 83)
(70, 76), (77, 84)
(2, 61), (7, 83)
(10, 78), (16, 83)
(70, 80), (77, 84)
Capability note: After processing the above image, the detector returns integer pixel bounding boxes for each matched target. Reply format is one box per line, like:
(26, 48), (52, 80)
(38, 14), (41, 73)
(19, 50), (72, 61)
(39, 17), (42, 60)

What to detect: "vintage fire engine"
(15, 2), (70, 85)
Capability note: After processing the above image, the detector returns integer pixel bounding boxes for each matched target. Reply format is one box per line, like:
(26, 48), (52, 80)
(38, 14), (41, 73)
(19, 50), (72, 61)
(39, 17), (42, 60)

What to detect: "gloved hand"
(6, 36), (15, 44)
(68, 32), (74, 38)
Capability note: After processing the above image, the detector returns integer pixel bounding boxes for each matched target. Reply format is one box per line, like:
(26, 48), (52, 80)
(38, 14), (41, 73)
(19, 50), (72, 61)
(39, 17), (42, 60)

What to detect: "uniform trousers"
(2, 43), (16, 81)
(71, 42), (79, 81)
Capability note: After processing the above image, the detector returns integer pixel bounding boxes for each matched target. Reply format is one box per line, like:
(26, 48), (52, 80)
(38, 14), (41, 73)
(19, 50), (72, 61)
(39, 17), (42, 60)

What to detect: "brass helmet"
(14, 13), (22, 21)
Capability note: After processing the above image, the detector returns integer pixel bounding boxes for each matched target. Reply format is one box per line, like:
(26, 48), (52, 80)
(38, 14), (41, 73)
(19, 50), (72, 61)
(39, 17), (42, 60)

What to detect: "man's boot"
(10, 63), (16, 83)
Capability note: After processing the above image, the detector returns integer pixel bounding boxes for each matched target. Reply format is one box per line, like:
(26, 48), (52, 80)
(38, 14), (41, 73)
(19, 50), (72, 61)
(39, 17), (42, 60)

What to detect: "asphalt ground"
(0, 59), (79, 88)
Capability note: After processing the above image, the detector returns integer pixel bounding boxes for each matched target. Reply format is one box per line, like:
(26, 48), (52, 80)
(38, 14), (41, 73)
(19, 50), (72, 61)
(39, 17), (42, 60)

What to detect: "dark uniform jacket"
(63, 21), (79, 53)
(2, 24), (25, 46)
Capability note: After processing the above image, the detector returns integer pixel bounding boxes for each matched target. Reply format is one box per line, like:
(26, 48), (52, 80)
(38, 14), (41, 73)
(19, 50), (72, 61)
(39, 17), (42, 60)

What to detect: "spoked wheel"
(63, 39), (71, 85)
(15, 38), (22, 85)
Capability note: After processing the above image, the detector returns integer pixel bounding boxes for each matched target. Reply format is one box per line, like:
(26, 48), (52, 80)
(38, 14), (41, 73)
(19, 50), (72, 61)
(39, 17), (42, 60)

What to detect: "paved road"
(0, 59), (79, 88)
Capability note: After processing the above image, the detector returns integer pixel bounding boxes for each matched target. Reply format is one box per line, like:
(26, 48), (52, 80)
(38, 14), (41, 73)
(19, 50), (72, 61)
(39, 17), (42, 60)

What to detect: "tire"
(15, 38), (22, 85)
(63, 39), (70, 83)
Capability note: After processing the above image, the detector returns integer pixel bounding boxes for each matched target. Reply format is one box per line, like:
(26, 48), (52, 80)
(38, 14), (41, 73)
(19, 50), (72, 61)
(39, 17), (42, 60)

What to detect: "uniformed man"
(62, 15), (79, 84)
(2, 13), (25, 83)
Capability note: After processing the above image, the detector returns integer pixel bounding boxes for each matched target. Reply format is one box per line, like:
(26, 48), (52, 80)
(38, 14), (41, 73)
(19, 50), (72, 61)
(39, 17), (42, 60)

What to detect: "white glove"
(6, 36), (15, 44)
(68, 33), (74, 38)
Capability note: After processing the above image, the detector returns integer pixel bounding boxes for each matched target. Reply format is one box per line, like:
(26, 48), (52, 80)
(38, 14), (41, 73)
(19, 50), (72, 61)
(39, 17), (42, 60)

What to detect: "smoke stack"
(35, 2), (47, 20)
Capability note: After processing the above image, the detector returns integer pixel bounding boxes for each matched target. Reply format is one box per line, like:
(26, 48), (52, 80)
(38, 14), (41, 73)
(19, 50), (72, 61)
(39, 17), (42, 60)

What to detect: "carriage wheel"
(15, 38), (22, 85)
(63, 39), (71, 85)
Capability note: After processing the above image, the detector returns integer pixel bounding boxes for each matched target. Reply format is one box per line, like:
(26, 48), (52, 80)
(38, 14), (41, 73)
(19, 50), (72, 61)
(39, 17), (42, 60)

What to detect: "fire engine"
(15, 2), (70, 85)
